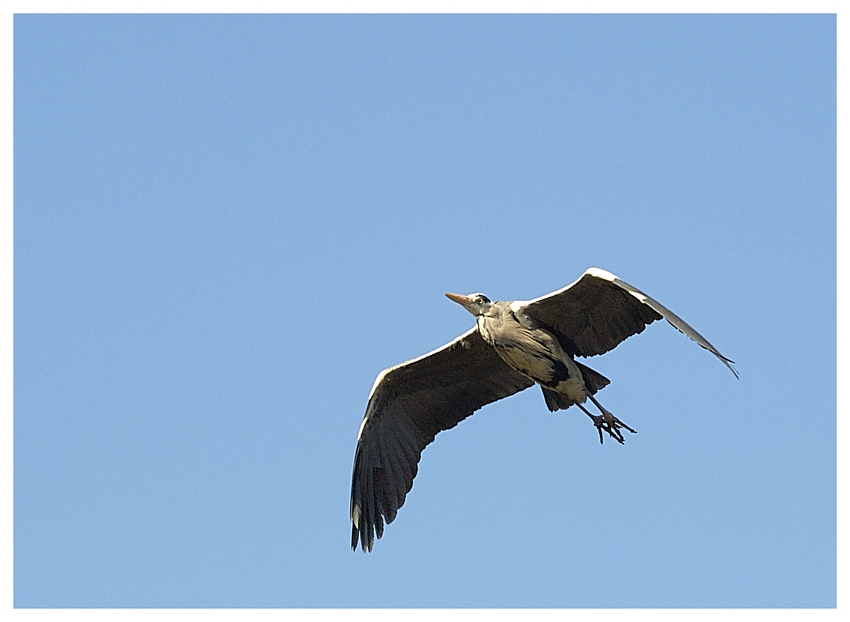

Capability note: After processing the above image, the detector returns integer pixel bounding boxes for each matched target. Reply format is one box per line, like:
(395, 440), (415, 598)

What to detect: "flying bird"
(350, 267), (737, 552)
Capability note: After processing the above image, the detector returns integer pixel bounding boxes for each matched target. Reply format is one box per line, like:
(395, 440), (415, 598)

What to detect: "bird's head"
(445, 292), (492, 316)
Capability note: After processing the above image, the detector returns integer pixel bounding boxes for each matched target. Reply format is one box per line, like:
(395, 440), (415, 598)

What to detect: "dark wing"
(514, 268), (738, 377)
(351, 327), (534, 552)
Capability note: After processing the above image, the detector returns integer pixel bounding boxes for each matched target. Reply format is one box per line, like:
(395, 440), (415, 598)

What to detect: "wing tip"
(351, 526), (376, 553)
(722, 357), (740, 379)
(350, 502), (379, 552)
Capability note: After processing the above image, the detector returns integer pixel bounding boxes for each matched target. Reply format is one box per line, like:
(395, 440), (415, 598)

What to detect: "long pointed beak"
(445, 292), (472, 306)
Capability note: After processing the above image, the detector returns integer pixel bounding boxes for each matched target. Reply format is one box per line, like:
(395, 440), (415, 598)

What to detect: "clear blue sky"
(14, 14), (835, 607)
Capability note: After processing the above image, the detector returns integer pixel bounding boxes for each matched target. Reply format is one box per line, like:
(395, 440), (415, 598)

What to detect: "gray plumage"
(350, 268), (737, 552)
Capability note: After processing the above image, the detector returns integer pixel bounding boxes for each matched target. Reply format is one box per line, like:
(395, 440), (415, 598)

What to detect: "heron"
(350, 267), (737, 552)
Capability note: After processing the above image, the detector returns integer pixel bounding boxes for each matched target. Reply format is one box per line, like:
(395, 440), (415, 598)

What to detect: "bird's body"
(475, 300), (588, 405)
(350, 268), (737, 552)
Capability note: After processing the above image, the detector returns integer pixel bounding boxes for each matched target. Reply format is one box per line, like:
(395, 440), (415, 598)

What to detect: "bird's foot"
(588, 408), (636, 445)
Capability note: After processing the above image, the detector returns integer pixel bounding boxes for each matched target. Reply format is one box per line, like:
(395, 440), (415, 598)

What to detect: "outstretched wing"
(351, 327), (534, 552)
(514, 268), (738, 377)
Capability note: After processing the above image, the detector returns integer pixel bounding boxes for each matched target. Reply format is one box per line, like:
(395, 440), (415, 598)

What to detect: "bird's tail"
(577, 361), (610, 394)
(541, 362), (610, 412)
(542, 387), (571, 411)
